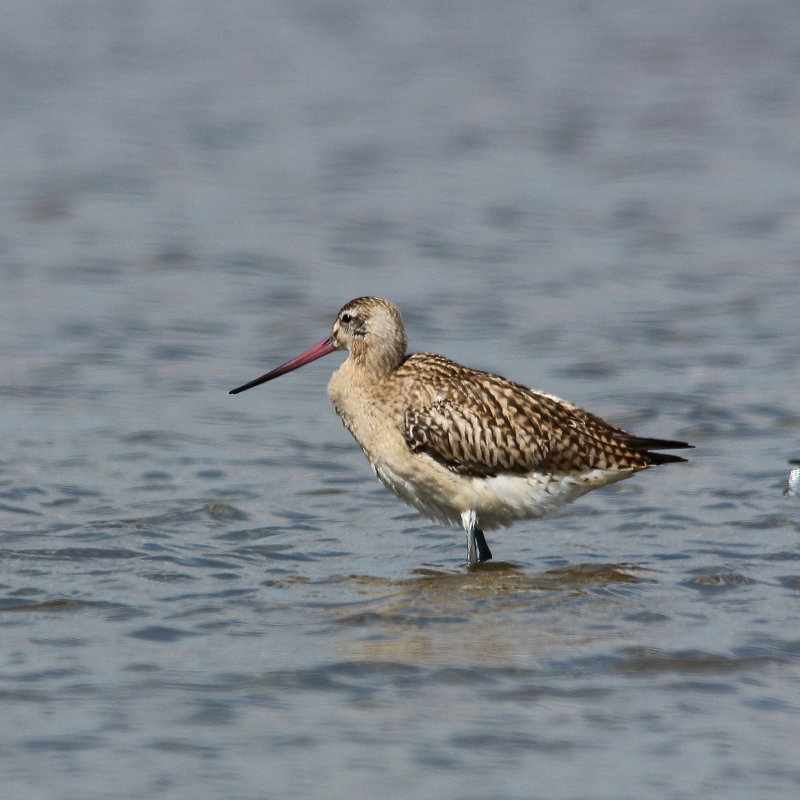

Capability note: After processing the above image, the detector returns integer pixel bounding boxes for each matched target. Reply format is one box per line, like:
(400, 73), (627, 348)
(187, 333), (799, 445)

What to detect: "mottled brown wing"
(402, 370), (553, 477)
(398, 353), (673, 477)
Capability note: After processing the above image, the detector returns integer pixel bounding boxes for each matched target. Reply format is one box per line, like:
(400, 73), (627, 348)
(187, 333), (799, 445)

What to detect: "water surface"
(2, 2), (800, 798)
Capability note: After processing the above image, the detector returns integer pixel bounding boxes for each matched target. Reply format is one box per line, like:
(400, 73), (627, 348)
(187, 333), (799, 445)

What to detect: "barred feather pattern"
(399, 353), (677, 478)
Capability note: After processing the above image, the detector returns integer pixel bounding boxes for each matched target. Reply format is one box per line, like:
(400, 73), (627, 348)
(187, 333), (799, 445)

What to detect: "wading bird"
(231, 297), (691, 565)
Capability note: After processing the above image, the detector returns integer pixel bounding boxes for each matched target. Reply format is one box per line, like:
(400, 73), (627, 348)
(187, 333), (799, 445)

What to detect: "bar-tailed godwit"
(231, 297), (692, 565)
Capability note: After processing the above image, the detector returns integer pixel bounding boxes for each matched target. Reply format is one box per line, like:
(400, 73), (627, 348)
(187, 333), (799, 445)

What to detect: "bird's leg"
(474, 528), (493, 562)
(461, 510), (492, 565)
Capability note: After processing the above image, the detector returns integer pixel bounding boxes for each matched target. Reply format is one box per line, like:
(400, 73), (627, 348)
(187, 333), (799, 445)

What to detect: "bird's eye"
(341, 313), (353, 324)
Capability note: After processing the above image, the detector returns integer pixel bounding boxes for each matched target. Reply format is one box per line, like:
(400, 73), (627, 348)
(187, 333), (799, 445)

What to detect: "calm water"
(2, 1), (800, 798)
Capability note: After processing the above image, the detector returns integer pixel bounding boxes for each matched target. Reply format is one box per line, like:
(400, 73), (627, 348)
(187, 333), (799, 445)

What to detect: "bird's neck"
(347, 338), (405, 379)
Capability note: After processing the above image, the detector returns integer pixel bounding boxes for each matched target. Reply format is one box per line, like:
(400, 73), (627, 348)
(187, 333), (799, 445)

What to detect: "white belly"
(373, 457), (635, 531)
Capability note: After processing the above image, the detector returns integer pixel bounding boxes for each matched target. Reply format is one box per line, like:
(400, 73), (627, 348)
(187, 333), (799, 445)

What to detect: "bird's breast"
(327, 364), (403, 460)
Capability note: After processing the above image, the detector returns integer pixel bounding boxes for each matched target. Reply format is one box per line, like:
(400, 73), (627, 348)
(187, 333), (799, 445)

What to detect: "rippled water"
(2, 1), (800, 798)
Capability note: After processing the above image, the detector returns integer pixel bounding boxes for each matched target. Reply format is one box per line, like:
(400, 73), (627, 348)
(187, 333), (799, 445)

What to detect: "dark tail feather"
(646, 450), (691, 465)
(621, 435), (694, 466)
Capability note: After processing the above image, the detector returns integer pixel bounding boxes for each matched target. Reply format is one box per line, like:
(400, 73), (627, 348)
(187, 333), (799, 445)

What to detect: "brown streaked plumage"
(231, 297), (692, 565)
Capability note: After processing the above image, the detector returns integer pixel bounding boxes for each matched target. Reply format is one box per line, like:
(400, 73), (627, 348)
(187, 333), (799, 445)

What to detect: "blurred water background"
(2, 1), (800, 798)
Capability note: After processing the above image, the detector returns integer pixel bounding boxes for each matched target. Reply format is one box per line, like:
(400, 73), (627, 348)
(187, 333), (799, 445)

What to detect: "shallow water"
(2, 1), (800, 798)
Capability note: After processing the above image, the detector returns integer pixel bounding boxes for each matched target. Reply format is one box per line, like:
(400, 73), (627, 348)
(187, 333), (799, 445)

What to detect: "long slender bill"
(229, 337), (337, 394)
